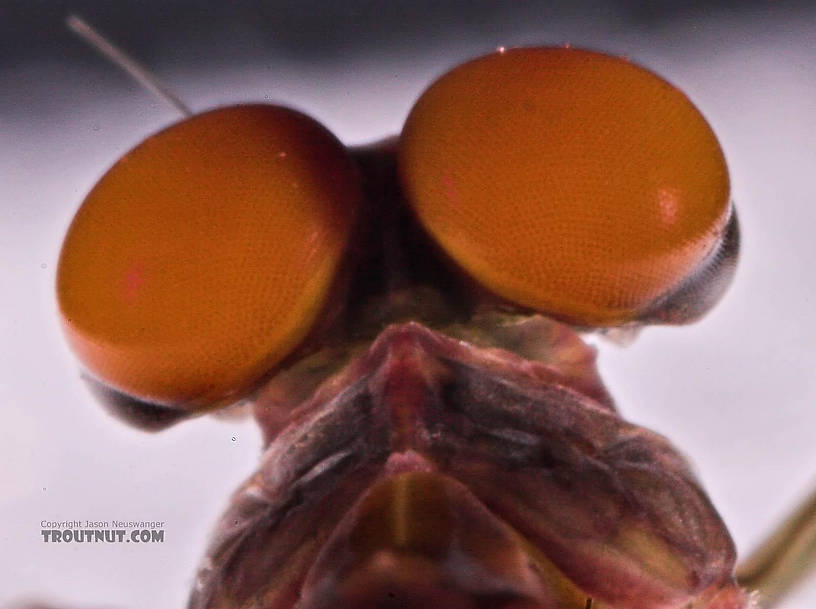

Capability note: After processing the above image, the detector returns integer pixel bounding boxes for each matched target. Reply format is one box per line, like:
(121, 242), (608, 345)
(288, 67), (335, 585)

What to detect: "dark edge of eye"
(636, 206), (740, 325)
(82, 374), (191, 432)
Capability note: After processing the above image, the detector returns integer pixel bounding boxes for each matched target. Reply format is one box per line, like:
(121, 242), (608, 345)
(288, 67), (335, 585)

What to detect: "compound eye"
(57, 105), (361, 409)
(399, 48), (731, 325)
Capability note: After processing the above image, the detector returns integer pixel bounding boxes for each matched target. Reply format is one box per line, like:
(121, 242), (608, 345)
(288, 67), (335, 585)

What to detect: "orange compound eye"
(399, 47), (731, 326)
(57, 105), (361, 409)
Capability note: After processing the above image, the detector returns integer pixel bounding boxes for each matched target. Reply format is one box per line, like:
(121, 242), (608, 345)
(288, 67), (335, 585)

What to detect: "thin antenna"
(67, 14), (193, 117)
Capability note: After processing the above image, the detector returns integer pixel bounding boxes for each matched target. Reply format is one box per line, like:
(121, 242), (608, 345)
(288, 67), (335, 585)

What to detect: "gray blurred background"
(2, 1), (816, 608)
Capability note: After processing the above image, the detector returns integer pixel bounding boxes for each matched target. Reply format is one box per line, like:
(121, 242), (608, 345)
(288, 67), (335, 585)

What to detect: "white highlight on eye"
(657, 186), (680, 225)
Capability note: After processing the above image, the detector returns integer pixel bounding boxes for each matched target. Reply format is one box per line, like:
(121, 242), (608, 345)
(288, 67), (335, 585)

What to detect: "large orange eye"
(57, 105), (361, 409)
(399, 47), (731, 325)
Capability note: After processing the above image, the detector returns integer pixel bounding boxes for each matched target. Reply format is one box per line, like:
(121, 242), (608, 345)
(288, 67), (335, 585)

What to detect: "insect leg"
(737, 485), (816, 607)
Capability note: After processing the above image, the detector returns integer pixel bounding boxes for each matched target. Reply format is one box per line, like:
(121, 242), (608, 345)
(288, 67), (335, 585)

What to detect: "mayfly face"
(56, 47), (748, 608)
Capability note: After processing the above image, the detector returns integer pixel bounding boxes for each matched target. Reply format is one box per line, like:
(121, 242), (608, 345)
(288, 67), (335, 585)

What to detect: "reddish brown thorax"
(195, 319), (749, 609)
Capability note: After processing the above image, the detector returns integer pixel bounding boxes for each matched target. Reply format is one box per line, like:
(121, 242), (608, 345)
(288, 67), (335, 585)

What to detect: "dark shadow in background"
(2, 0), (811, 69)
